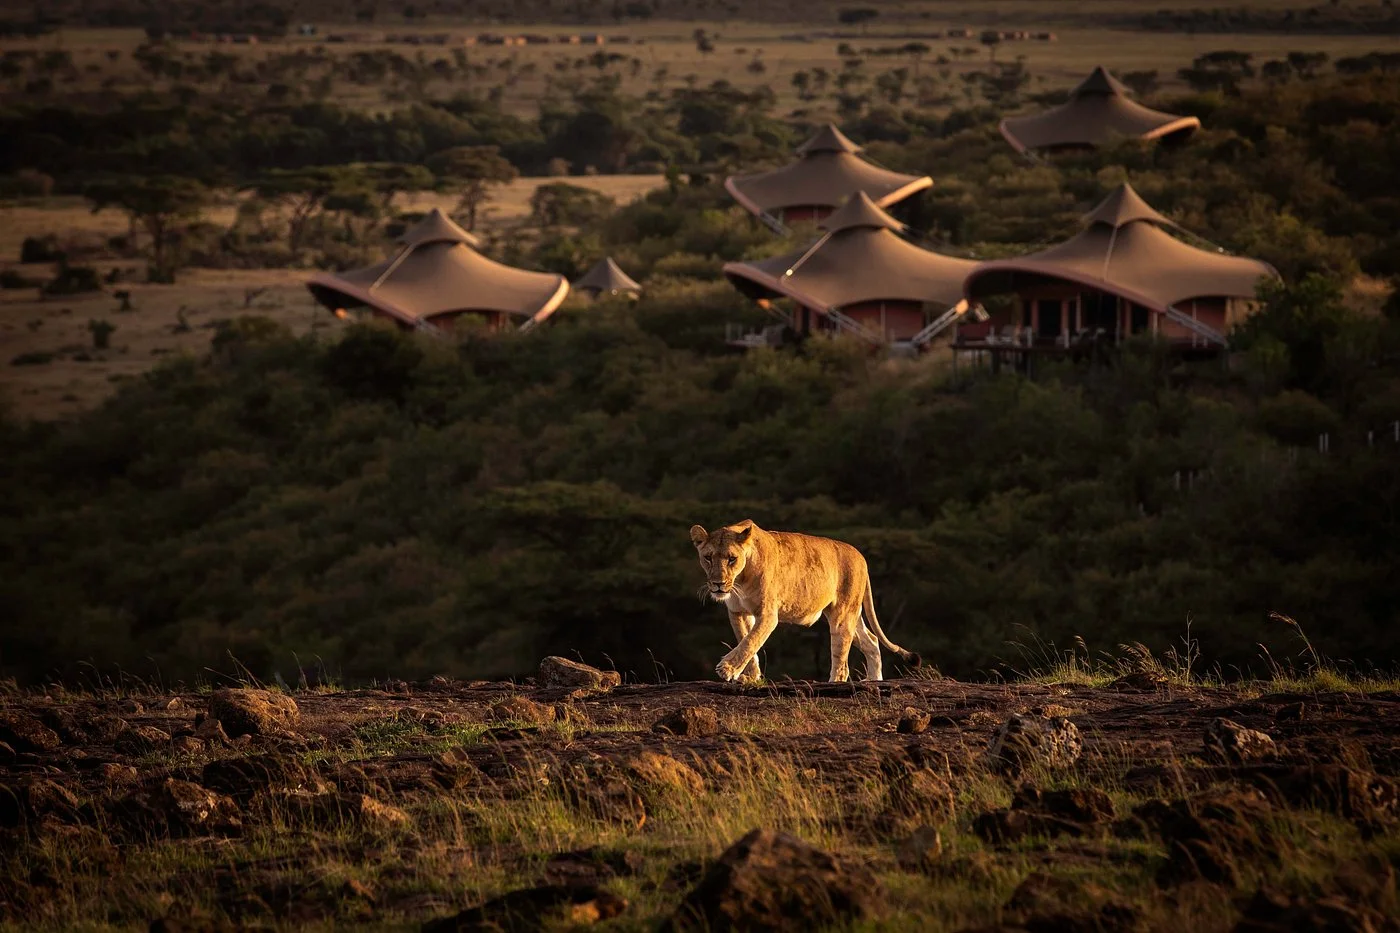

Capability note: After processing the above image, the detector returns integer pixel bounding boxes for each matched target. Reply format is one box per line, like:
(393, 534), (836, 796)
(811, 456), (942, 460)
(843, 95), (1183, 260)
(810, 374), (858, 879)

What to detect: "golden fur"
(688, 519), (921, 683)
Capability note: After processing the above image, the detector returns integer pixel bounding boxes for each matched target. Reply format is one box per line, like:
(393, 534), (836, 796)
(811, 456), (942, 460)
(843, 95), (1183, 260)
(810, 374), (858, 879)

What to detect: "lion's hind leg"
(855, 621), (883, 682)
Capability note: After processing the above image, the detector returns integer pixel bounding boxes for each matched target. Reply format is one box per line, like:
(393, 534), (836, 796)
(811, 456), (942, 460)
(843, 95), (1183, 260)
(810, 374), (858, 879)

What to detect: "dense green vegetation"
(4, 55), (1400, 686)
(2, 259), (1398, 685)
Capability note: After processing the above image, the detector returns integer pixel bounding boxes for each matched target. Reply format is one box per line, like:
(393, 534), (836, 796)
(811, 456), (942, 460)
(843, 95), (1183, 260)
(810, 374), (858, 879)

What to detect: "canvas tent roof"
(307, 208), (568, 330)
(963, 183), (1278, 313)
(725, 124), (933, 219)
(723, 192), (974, 315)
(999, 66), (1201, 154)
(574, 257), (642, 295)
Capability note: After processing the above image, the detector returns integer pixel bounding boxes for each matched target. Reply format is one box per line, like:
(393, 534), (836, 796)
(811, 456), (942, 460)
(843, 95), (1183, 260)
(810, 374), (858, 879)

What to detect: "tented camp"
(957, 183), (1278, 358)
(724, 124), (933, 231)
(723, 192), (976, 348)
(573, 257), (642, 298)
(999, 67), (1201, 155)
(306, 209), (569, 333)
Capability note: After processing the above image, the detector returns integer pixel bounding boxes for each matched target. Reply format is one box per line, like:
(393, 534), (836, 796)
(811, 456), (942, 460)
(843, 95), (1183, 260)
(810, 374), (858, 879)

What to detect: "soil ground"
(2, 673), (1397, 930)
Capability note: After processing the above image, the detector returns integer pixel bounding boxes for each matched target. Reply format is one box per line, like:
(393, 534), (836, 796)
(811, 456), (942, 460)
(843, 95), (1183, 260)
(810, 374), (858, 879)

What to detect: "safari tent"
(723, 191), (976, 347)
(724, 124), (933, 231)
(957, 183), (1278, 355)
(573, 257), (642, 298)
(999, 66), (1201, 155)
(306, 209), (569, 333)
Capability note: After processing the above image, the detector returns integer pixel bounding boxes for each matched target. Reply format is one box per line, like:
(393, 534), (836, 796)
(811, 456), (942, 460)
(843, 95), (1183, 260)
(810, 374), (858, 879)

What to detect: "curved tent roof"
(963, 183), (1278, 313)
(306, 208), (568, 331)
(724, 124), (933, 220)
(723, 191), (974, 316)
(573, 257), (642, 296)
(999, 66), (1201, 154)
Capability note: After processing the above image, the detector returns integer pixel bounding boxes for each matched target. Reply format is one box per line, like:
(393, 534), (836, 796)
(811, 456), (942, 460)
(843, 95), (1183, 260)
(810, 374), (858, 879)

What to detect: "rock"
(538, 657), (622, 691)
(1108, 671), (1168, 691)
(201, 754), (315, 805)
(1012, 787), (1115, 823)
(115, 725), (172, 755)
(489, 695), (557, 725)
(120, 698), (145, 715)
(1233, 888), (1390, 933)
(542, 847), (645, 887)
(0, 711), (62, 754)
(422, 884), (627, 933)
(158, 779), (241, 834)
(563, 765), (648, 828)
(985, 715), (1082, 775)
(1204, 718), (1276, 765)
(897, 707), (932, 735)
(99, 763), (140, 786)
(664, 828), (882, 932)
(37, 707), (87, 744)
(171, 736), (205, 755)
(553, 703), (591, 727)
(973, 808), (1087, 844)
(895, 825), (943, 871)
(347, 794), (410, 832)
(1275, 702), (1307, 722)
(1133, 789), (1276, 886)
(164, 698), (186, 711)
(1005, 872), (1141, 933)
(623, 750), (705, 795)
(1253, 765), (1397, 831)
(886, 769), (955, 820)
(22, 780), (83, 827)
(429, 747), (480, 790)
(652, 706), (721, 737)
(207, 689), (300, 738)
(83, 716), (130, 744)
(193, 718), (230, 746)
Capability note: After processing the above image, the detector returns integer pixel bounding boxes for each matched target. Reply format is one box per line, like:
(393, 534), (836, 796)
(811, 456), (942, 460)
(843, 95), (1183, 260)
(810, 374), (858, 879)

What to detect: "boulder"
(652, 706), (721, 737)
(1133, 789), (1276, 886)
(194, 717), (231, 746)
(0, 711), (62, 754)
(99, 763), (140, 787)
(1253, 765), (1397, 831)
(1233, 888), (1390, 933)
(1012, 787), (1115, 823)
(664, 828), (882, 932)
(895, 825), (943, 871)
(1204, 719), (1276, 765)
(562, 764), (648, 828)
(423, 884), (626, 932)
(886, 769), (956, 820)
(37, 707), (87, 744)
(207, 688), (300, 737)
(347, 793), (410, 832)
(624, 750), (705, 795)
(897, 707), (932, 735)
(985, 715), (1082, 775)
(429, 747), (480, 790)
(171, 736), (205, 755)
(489, 695), (557, 725)
(158, 779), (241, 834)
(201, 753), (315, 805)
(538, 657), (622, 691)
(114, 725), (171, 755)
(1108, 671), (1168, 691)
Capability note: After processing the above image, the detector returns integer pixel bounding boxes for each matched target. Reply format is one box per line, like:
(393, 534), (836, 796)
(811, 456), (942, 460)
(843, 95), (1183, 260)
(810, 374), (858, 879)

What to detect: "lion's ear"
(732, 525), (752, 545)
(689, 525), (709, 548)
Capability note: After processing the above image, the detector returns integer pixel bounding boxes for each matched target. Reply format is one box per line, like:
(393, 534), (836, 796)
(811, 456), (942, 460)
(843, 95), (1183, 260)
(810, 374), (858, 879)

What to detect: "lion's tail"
(861, 579), (921, 668)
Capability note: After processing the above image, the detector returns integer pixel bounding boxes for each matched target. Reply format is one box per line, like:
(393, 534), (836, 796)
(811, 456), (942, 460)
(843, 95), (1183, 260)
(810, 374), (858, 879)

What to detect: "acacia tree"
(426, 146), (519, 231)
(84, 176), (210, 283)
(247, 167), (350, 255)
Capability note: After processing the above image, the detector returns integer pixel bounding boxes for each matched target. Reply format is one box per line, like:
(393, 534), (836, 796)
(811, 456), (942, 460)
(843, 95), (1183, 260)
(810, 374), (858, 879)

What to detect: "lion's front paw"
(715, 657), (742, 682)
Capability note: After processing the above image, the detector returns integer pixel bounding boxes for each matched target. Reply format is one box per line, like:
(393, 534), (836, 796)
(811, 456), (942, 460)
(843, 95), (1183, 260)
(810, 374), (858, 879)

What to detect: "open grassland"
(0, 174), (663, 419)
(2, 668), (1398, 931)
(6, 22), (1399, 118)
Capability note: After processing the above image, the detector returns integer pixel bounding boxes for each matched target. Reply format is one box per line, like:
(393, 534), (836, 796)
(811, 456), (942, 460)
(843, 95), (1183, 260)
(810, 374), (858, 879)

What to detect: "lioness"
(689, 520), (921, 683)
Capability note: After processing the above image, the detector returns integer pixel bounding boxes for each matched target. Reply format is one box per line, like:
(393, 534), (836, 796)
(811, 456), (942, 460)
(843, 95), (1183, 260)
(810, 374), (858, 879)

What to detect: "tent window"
(1082, 291), (1116, 335)
(1129, 303), (1151, 334)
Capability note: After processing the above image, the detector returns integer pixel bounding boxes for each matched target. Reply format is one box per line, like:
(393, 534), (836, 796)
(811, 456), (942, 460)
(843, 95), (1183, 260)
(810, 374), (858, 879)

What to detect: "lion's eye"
(727, 557), (737, 566)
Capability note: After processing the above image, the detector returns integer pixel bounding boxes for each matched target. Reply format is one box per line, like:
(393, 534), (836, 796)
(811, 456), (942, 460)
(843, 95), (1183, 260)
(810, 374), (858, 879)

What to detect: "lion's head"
(689, 522), (753, 601)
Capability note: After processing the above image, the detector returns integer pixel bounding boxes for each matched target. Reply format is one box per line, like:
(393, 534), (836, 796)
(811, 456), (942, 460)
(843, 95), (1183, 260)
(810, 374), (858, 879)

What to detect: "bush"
(19, 235), (61, 264)
(43, 263), (102, 296)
